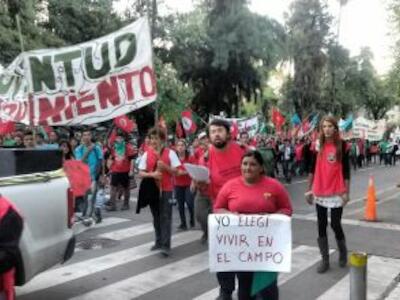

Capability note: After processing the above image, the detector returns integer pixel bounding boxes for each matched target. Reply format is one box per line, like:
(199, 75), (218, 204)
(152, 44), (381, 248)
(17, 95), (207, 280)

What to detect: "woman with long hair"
(174, 139), (196, 230)
(59, 140), (74, 161)
(305, 115), (351, 273)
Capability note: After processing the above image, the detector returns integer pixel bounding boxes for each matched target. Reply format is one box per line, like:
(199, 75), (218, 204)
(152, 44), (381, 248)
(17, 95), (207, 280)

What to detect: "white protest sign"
(184, 163), (209, 182)
(208, 214), (292, 273)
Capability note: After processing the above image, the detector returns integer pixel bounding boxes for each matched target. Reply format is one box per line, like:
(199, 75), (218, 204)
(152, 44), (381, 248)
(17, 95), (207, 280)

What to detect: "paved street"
(16, 163), (400, 300)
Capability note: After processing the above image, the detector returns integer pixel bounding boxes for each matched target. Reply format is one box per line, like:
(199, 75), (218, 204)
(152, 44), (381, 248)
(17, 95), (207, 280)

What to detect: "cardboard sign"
(208, 214), (292, 273)
(0, 17), (156, 126)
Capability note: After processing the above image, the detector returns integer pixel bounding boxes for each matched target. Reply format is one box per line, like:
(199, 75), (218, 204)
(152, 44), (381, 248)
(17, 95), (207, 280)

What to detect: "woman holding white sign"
(214, 150), (292, 300)
(305, 115), (350, 274)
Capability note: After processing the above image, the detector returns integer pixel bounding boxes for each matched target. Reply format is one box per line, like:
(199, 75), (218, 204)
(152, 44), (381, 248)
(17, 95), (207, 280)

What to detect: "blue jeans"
(174, 186), (194, 227)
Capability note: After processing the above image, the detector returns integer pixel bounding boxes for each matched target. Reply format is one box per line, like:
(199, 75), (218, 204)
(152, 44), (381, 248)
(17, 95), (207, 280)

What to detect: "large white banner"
(352, 117), (386, 141)
(0, 17), (156, 126)
(208, 214), (292, 273)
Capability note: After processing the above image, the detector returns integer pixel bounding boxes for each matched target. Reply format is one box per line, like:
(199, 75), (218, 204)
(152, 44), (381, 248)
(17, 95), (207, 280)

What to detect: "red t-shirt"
(312, 142), (347, 197)
(143, 147), (178, 192)
(214, 177), (292, 216)
(295, 144), (304, 162)
(175, 155), (196, 187)
(194, 146), (205, 164)
(204, 142), (245, 201)
(111, 144), (136, 173)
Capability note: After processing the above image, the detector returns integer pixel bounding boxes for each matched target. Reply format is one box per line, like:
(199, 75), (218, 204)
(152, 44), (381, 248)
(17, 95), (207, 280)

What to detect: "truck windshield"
(0, 149), (63, 178)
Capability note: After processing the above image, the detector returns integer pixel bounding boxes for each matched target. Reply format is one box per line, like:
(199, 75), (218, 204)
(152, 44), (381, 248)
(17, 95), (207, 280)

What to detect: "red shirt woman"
(306, 116), (350, 274)
(174, 139), (197, 230)
(214, 150), (292, 300)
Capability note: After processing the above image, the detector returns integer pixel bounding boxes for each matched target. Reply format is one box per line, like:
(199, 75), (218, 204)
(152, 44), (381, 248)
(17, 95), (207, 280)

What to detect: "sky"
(115, 0), (395, 75)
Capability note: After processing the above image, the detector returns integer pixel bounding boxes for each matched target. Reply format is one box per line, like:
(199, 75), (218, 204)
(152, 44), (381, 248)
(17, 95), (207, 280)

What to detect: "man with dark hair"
(74, 129), (103, 224)
(106, 129), (137, 211)
(23, 131), (35, 149)
(138, 127), (181, 257)
(195, 118), (245, 300)
(35, 133), (45, 147)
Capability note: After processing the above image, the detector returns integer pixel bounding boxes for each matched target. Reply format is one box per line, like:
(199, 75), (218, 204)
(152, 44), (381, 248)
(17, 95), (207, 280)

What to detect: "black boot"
(94, 208), (102, 223)
(337, 238), (348, 267)
(317, 237), (330, 273)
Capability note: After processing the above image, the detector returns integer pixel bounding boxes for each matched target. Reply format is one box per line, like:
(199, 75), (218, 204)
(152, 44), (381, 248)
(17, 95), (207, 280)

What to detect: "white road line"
(193, 245), (334, 300)
(74, 223), (155, 253)
(386, 283), (400, 300)
(98, 222), (153, 240)
(293, 213), (400, 232)
(16, 230), (202, 296)
(302, 186), (398, 218)
(73, 217), (130, 235)
(317, 255), (400, 300)
(71, 252), (210, 300)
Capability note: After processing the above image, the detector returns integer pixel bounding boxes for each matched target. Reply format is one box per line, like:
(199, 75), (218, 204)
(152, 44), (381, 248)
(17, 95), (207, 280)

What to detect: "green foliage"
(154, 57), (194, 125)
(285, 0), (332, 117)
(45, 0), (122, 45)
(166, 1), (286, 118)
(0, 0), (63, 65)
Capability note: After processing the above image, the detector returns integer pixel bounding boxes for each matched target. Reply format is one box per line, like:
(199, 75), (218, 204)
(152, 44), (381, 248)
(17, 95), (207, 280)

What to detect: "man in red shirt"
(195, 119), (245, 300)
(106, 129), (137, 211)
(194, 132), (209, 163)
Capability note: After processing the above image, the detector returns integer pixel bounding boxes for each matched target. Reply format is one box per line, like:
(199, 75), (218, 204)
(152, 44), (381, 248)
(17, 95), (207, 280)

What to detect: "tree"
(357, 48), (394, 120)
(45, 0), (123, 45)
(0, 0), (63, 65)
(154, 57), (194, 125)
(320, 42), (360, 116)
(165, 1), (286, 118)
(286, 0), (332, 117)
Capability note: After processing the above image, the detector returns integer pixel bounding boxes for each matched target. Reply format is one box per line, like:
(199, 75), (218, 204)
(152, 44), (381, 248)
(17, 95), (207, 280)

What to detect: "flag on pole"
(291, 114), (301, 126)
(114, 115), (136, 133)
(271, 108), (285, 131)
(0, 120), (15, 135)
(181, 110), (197, 135)
(230, 121), (239, 140)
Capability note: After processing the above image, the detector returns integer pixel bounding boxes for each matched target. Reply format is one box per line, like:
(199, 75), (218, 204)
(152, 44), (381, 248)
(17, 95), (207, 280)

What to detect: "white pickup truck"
(0, 149), (75, 286)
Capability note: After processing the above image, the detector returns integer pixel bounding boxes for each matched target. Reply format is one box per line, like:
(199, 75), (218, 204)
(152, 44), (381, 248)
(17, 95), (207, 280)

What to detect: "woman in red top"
(214, 151), (292, 300)
(174, 139), (196, 230)
(305, 116), (350, 274)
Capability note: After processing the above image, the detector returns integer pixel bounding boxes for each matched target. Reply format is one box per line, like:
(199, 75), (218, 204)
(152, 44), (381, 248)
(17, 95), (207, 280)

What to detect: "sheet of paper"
(184, 163), (209, 182)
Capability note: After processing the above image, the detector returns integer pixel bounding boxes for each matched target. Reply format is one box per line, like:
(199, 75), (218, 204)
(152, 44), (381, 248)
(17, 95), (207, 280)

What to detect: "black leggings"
(316, 204), (345, 240)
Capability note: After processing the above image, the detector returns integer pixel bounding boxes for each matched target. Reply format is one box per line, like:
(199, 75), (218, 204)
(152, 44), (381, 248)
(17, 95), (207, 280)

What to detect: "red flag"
(0, 120), (15, 135)
(291, 125), (301, 139)
(114, 115), (135, 133)
(175, 121), (184, 138)
(230, 121), (239, 140)
(63, 160), (92, 197)
(181, 110), (197, 134)
(271, 108), (285, 131)
(311, 129), (319, 142)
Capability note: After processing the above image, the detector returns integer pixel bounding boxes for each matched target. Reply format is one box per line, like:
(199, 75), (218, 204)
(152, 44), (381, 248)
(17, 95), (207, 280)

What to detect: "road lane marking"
(192, 245), (334, 300)
(71, 252), (210, 300)
(98, 222), (153, 240)
(73, 217), (130, 235)
(317, 255), (400, 300)
(16, 230), (202, 296)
